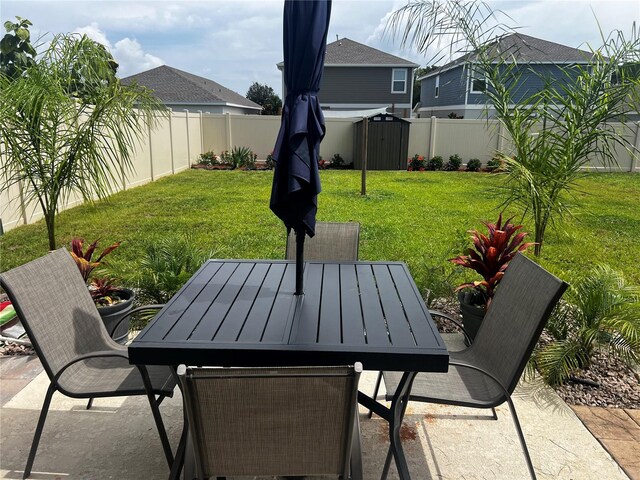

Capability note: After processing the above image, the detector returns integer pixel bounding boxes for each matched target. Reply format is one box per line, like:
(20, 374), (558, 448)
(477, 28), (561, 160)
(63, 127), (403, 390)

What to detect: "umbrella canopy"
(270, 0), (332, 295)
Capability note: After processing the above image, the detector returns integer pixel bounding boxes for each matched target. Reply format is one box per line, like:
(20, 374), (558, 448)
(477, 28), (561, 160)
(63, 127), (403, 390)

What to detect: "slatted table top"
(128, 260), (449, 372)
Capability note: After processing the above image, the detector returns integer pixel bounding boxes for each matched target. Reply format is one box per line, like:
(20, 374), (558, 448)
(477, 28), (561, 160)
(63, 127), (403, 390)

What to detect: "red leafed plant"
(70, 238), (121, 283)
(450, 214), (535, 307)
(90, 277), (126, 307)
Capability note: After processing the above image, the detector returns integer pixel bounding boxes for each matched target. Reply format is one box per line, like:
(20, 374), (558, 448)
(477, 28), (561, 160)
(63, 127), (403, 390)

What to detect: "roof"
(120, 65), (261, 110)
(420, 33), (594, 79)
(277, 37), (419, 68)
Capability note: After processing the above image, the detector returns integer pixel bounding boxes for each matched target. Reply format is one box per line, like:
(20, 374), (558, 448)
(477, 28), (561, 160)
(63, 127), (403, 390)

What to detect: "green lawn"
(2, 170), (639, 298)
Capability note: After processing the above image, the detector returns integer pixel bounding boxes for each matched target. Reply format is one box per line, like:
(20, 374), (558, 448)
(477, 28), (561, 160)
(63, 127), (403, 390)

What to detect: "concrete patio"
(0, 335), (632, 480)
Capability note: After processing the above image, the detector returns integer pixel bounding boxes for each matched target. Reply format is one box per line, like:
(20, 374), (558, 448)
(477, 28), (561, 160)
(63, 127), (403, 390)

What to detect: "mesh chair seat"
(59, 358), (176, 398)
(383, 357), (504, 408)
(286, 221), (360, 261)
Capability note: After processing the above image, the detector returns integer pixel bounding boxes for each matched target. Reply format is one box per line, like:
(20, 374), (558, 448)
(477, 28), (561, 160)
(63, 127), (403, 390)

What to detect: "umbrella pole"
(295, 228), (305, 295)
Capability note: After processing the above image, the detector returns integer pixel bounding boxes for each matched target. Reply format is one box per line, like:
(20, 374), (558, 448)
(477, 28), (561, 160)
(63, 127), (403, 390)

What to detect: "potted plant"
(70, 238), (134, 344)
(449, 214), (535, 342)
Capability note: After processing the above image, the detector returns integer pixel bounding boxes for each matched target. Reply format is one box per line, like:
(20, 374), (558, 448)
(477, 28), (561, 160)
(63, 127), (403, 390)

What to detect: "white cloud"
(111, 38), (163, 77)
(74, 22), (163, 77)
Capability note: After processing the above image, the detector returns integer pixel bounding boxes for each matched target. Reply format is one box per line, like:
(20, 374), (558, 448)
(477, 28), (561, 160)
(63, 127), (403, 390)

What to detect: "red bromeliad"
(450, 214), (535, 306)
(70, 238), (121, 283)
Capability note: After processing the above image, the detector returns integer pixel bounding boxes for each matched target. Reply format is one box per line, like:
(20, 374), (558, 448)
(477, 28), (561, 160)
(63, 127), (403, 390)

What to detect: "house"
(417, 34), (594, 119)
(278, 38), (418, 118)
(121, 65), (262, 115)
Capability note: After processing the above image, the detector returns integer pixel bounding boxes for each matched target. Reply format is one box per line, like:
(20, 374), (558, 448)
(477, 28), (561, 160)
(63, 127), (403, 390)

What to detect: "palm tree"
(535, 266), (640, 385)
(0, 32), (167, 250)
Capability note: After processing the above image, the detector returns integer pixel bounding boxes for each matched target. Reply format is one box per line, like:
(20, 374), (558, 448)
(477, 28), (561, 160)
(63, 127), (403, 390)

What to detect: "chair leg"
(350, 417), (363, 480)
(505, 395), (537, 480)
(491, 407), (498, 420)
(86, 398), (94, 410)
(23, 383), (56, 479)
(368, 371), (383, 418)
(138, 367), (174, 469)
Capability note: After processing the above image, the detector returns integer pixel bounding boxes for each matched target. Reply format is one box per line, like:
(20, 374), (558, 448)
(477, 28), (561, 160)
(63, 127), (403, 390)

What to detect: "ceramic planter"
(97, 288), (134, 344)
(457, 290), (486, 343)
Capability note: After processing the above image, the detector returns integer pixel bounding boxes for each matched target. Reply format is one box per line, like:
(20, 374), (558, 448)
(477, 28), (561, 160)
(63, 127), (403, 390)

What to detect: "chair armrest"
(52, 350), (130, 383)
(429, 309), (472, 345)
(109, 304), (165, 338)
(448, 360), (510, 400)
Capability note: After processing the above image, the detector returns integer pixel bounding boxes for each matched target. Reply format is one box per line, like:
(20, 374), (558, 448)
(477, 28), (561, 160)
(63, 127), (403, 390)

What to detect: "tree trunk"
(45, 212), (56, 250)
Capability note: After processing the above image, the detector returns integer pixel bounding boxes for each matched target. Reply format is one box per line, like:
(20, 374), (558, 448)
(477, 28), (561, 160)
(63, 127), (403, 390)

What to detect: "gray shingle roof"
(277, 37), (418, 67)
(120, 66), (261, 109)
(424, 33), (594, 77)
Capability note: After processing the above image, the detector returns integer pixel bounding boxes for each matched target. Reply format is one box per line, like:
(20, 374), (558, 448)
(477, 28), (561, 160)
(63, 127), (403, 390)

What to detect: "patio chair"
(177, 363), (363, 479)
(372, 253), (568, 480)
(0, 248), (176, 479)
(286, 221), (360, 261)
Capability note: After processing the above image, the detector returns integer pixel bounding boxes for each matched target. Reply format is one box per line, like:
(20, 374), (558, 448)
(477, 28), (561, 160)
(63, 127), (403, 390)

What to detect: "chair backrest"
(178, 363), (362, 478)
(0, 248), (116, 382)
(469, 253), (568, 394)
(285, 222), (360, 261)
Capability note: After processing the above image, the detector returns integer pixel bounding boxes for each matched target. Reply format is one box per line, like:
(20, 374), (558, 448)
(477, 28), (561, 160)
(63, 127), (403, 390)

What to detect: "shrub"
(265, 151), (276, 170)
(466, 158), (482, 171)
(486, 155), (504, 172)
(318, 155), (327, 169)
(444, 154), (462, 171)
(224, 146), (257, 169)
(407, 153), (426, 171)
(198, 151), (219, 166)
(534, 266), (640, 386)
(426, 155), (443, 171)
(330, 153), (344, 168)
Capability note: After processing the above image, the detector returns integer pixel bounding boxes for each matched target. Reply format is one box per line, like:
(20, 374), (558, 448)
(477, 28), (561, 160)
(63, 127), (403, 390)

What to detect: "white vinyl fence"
(2, 112), (638, 233)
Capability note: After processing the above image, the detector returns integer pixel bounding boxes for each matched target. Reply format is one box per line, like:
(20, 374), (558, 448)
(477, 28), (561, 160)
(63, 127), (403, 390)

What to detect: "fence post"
(632, 121), (640, 173)
(148, 119), (154, 182)
(198, 111), (205, 155)
(168, 108), (175, 174)
(428, 116), (437, 159)
(185, 110), (191, 168)
(361, 116), (368, 196)
(225, 112), (233, 151)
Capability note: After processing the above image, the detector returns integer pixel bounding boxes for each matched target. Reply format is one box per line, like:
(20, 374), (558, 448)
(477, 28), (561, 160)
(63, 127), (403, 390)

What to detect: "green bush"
(266, 151), (276, 170)
(198, 151), (219, 166)
(486, 155), (504, 172)
(407, 153), (426, 171)
(466, 158), (482, 172)
(426, 155), (444, 171)
(222, 146), (257, 169)
(533, 266), (640, 386)
(444, 154), (462, 171)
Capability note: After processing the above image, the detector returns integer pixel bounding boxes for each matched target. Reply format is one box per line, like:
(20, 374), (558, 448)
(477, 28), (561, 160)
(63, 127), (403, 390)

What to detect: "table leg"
(357, 371), (417, 480)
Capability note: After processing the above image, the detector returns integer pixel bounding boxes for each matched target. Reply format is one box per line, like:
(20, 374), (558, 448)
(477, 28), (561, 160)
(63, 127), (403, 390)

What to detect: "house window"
(435, 75), (440, 98)
(470, 69), (487, 93)
(392, 68), (407, 93)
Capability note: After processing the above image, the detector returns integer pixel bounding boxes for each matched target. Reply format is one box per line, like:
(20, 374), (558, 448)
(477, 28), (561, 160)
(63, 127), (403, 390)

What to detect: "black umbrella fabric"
(270, 0), (332, 295)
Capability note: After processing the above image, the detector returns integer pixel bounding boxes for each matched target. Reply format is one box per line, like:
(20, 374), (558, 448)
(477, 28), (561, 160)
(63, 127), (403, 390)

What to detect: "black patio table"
(128, 259), (449, 480)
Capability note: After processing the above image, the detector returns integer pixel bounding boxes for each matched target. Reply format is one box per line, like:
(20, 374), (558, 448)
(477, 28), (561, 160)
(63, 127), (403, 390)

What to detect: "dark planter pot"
(458, 291), (486, 343)
(97, 288), (134, 344)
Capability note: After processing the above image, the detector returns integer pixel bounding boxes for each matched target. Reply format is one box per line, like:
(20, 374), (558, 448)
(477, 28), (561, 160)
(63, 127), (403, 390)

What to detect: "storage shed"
(353, 114), (410, 170)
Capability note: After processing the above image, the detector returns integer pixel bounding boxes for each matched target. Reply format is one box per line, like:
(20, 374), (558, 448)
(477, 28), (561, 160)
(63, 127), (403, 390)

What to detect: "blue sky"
(2, 0), (638, 98)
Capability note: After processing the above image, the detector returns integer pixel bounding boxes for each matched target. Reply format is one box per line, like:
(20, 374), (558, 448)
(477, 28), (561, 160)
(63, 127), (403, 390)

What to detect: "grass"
(1, 169), (639, 299)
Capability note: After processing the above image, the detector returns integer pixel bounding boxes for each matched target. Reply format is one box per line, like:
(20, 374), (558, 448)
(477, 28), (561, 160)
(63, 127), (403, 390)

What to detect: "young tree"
(0, 16), (37, 79)
(0, 29), (167, 250)
(388, 1), (640, 256)
(246, 82), (282, 115)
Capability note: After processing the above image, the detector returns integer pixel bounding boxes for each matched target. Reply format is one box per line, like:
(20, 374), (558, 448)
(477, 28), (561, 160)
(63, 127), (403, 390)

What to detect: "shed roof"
(120, 65), (261, 109)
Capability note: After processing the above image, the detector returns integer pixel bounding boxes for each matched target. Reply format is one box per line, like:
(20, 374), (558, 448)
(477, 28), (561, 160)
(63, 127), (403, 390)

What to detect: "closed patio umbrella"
(270, 0), (332, 295)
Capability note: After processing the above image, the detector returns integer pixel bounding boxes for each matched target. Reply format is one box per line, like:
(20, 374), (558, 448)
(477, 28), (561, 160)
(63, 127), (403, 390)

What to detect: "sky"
(2, 0), (638, 98)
